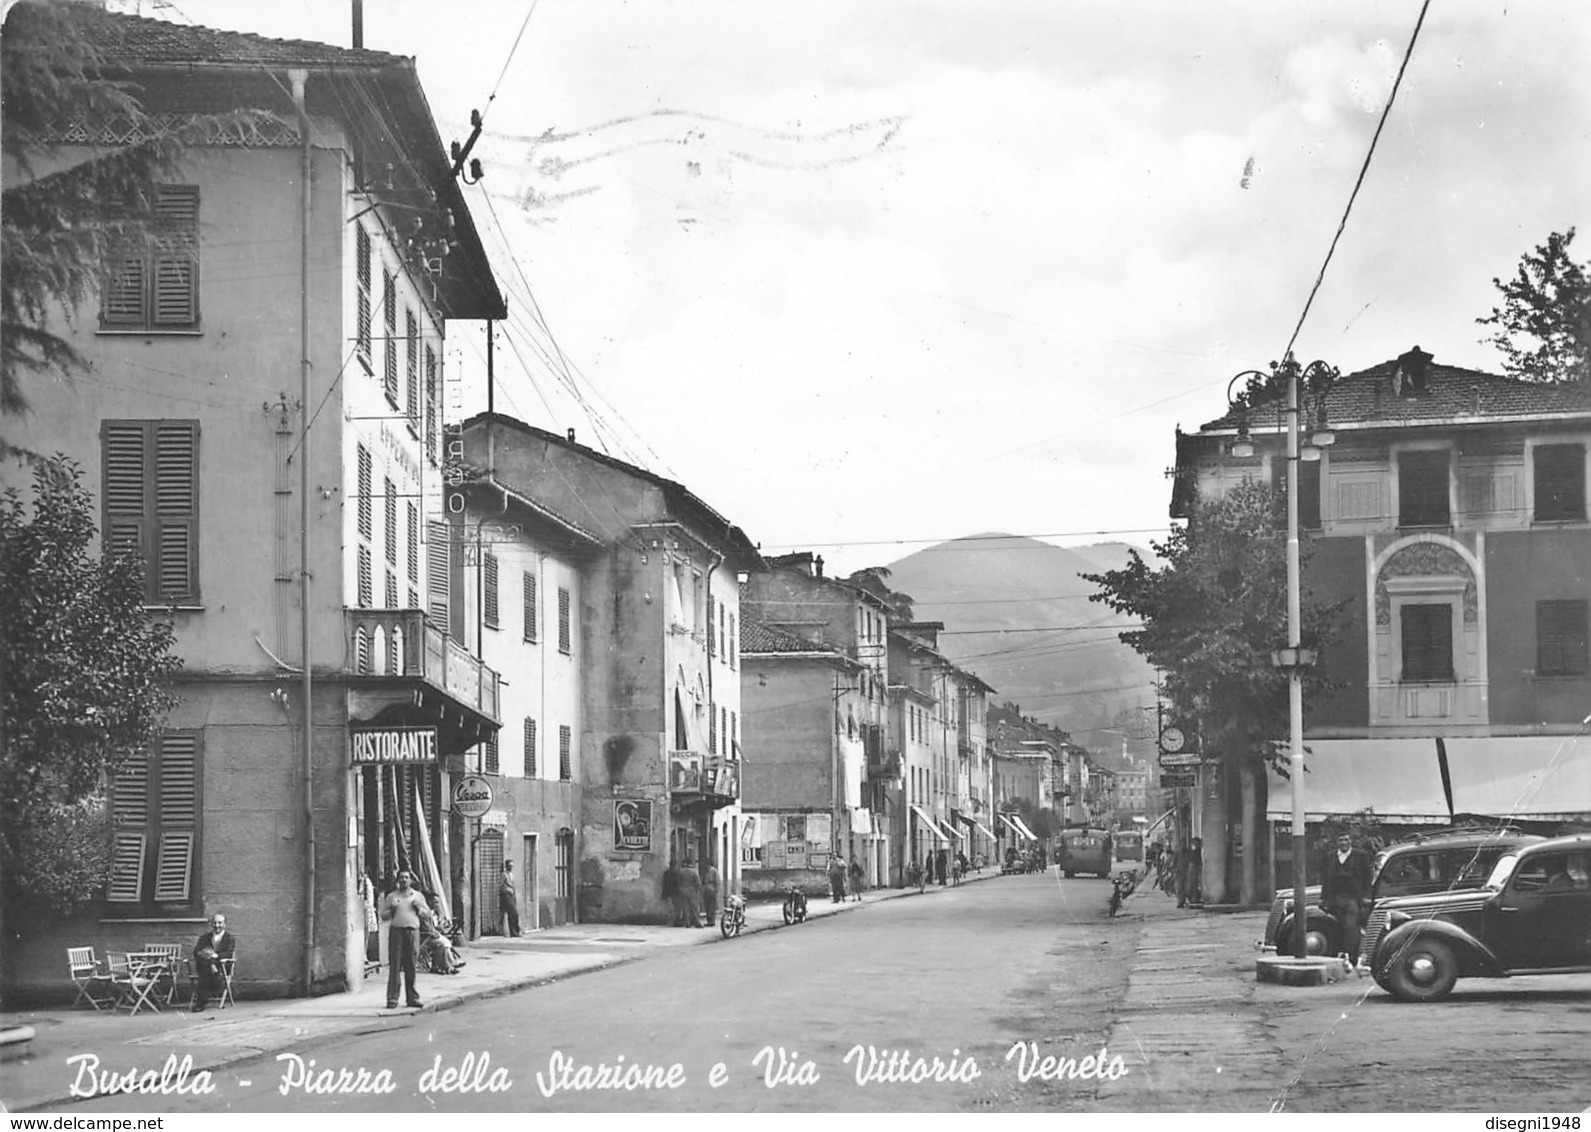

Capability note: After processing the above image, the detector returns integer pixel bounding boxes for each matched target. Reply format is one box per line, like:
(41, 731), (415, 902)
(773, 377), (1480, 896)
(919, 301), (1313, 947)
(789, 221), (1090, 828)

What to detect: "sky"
(145, 0), (1591, 577)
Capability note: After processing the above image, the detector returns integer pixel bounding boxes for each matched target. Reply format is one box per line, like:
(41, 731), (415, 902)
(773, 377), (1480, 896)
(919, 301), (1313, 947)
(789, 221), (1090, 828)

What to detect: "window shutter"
(558, 586), (571, 653)
(407, 502), (419, 585)
(383, 272), (398, 405)
(356, 226), (372, 369)
(357, 446), (372, 540)
(524, 718), (537, 777)
(107, 833), (147, 903)
(153, 422), (198, 602)
(484, 551), (500, 628)
(383, 477), (397, 565)
(151, 186), (199, 327)
(523, 572), (538, 641)
(108, 748), (151, 903)
(103, 423), (148, 590)
(427, 520), (450, 634)
(102, 254), (148, 325)
(406, 310), (420, 427)
(424, 348), (438, 461)
(559, 725), (572, 780)
(153, 832), (195, 903)
(385, 569), (398, 610)
(358, 545), (372, 608)
(484, 732), (499, 775)
(707, 598), (715, 656)
(729, 614), (736, 667)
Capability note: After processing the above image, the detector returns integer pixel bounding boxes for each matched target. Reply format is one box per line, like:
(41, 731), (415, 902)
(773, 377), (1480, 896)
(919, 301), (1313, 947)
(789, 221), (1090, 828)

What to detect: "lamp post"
(1227, 357), (1335, 948)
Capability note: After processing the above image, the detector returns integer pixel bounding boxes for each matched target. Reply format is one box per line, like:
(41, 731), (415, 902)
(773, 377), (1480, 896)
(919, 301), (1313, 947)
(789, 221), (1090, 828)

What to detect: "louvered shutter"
(153, 734), (198, 903)
(102, 254), (148, 325)
(151, 186), (199, 327)
(707, 598), (715, 656)
(406, 311), (420, 427)
(483, 551), (499, 628)
(383, 477), (396, 565)
(523, 572), (537, 642)
(558, 587), (572, 653)
(108, 748), (151, 903)
(427, 520), (450, 634)
(153, 422), (198, 603)
(355, 226), (373, 369)
(103, 422), (148, 593)
(407, 502), (419, 585)
(357, 446), (372, 540)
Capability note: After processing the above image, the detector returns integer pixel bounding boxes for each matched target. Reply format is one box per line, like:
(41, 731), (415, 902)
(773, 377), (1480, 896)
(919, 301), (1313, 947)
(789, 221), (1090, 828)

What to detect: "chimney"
(814, 555), (825, 578)
(566, 428), (576, 444)
(352, 0), (363, 48)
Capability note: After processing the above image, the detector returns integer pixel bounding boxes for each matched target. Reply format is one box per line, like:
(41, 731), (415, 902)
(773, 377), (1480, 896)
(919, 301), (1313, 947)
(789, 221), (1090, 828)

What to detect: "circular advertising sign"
(451, 774), (494, 819)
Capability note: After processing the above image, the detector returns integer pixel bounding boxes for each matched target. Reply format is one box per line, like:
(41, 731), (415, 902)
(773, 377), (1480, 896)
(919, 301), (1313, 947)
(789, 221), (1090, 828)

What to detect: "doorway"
(476, 828), (503, 936)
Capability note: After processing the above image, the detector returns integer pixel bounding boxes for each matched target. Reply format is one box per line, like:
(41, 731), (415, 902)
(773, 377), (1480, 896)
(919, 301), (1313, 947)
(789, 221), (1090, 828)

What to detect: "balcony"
(344, 608), (501, 726)
(670, 750), (740, 807)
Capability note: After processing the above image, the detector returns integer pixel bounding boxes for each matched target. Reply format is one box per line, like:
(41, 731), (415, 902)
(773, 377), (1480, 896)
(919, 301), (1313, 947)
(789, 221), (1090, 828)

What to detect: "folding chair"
(143, 943), (186, 1006)
(67, 947), (115, 1011)
(108, 951), (164, 1016)
(216, 955), (236, 1008)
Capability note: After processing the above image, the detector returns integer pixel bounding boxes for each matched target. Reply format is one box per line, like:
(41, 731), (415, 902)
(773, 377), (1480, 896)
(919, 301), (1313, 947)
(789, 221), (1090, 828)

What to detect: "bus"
(1056, 828), (1113, 878)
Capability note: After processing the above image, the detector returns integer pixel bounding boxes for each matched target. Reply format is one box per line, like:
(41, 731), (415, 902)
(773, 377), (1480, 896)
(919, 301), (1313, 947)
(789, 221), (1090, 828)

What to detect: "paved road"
(57, 871), (1142, 1113)
(42, 871), (1591, 1113)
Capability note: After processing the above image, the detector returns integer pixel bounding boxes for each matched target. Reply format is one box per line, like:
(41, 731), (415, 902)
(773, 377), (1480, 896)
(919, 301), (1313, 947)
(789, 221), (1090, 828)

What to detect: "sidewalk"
(0, 868), (995, 1112)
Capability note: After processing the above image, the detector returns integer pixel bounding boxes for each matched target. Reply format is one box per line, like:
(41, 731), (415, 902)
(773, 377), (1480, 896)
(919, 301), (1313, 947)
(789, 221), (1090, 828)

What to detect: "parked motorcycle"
(781, 884), (808, 925)
(720, 892), (748, 938)
(1108, 870), (1139, 918)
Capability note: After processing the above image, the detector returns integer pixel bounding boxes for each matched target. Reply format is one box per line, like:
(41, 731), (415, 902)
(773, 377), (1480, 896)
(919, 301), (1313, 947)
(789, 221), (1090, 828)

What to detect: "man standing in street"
(700, 857), (721, 927)
(499, 860), (521, 937)
(1320, 831), (1374, 960)
(382, 870), (428, 1009)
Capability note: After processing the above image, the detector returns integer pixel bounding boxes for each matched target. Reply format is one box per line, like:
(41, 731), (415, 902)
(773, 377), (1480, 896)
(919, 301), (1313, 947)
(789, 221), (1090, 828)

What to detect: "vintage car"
(1369, 834), (1591, 1002)
(1265, 827), (1541, 958)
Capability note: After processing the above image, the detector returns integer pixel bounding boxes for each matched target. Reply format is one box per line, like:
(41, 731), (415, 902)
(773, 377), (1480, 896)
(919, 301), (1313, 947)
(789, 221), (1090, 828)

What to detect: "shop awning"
(1444, 736), (1591, 821)
(1265, 739), (1450, 823)
(910, 804), (951, 843)
(1011, 814), (1039, 841)
(972, 819), (1000, 842)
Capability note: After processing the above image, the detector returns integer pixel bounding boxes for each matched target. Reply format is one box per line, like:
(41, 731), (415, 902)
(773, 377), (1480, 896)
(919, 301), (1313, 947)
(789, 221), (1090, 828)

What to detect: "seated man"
(193, 912), (236, 1011)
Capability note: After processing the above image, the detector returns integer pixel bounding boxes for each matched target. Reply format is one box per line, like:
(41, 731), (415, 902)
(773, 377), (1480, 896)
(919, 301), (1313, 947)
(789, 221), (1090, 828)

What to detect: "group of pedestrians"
(826, 855), (867, 902)
(662, 856), (722, 927)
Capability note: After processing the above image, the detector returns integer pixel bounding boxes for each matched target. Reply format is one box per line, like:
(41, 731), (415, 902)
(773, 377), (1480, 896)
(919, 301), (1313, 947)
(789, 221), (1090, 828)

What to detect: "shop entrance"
(554, 828), (574, 925)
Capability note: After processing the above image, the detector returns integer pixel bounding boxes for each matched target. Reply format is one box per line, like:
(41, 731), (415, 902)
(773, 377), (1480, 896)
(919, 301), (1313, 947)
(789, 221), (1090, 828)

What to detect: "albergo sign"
(350, 726), (438, 765)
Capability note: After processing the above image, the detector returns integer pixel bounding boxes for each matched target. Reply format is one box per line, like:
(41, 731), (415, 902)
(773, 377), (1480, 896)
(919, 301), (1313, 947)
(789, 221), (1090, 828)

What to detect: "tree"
(1082, 478), (1343, 904)
(1477, 228), (1591, 385)
(0, 457), (182, 913)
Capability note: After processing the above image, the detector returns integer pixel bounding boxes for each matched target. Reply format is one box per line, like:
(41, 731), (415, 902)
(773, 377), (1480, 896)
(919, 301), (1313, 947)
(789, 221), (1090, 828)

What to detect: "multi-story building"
(1, 9), (506, 999)
(455, 414), (762, 922)
(739, 554), (892, 889)
(1173, 347), (1591, 884)
(445, 474), (605, 937)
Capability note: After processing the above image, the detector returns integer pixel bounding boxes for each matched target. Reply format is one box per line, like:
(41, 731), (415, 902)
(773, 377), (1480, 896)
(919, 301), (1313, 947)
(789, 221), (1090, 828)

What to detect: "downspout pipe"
(290, 69), (316, 997)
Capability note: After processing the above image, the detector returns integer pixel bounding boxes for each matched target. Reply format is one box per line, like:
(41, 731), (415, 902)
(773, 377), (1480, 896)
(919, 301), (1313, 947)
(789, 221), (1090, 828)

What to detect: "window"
(483, 550), (500, 629)
(382, 271), (398, 407)
(523, 718), (537, 777)
(355, 226), (372, 371)
(523, 571), (538, 642)
(1271, 459), (1320, 530)
(101, 420), (200, 604)
(729, 613), (736, 668)
(719, 600), (727, 658)
(383, 477), (396, 565)
(1537, 600), (1589, 676)
(1535, 444), (1586, 521)
(424, 347), (438, 462)
(407, 502), (419, 586)
(385, 569), (397, 610)
(405, 310), (420, 432)
(730, 710), (737, 756)
(1399, 449), (1450, 527)
(483, 731), (499, 775)
(707, 595), (715, 656)
(709, 706), (718, 754)
(108, 731), (201, 912)
(357, 545), (372, 608)
(101, 184), (200, 332)
(1400, 603), (1454, 682)
(558, 586), (572, 654)
(426, 520), (450, 634)
(558, 725), (572, 781)
(357, 445), (372, 541)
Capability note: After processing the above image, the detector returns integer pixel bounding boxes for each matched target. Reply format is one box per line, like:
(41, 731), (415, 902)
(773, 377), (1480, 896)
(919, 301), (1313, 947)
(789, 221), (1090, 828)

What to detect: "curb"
(1254, 955), (1352, 986)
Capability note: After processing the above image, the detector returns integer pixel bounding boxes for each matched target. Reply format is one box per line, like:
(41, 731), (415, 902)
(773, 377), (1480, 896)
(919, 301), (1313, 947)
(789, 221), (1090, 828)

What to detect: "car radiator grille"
(1358, 906), (1390, 966)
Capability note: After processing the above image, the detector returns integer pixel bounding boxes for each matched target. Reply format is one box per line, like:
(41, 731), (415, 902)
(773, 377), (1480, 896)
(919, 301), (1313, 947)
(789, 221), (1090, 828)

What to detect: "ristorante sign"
(350, 726), (439, 765)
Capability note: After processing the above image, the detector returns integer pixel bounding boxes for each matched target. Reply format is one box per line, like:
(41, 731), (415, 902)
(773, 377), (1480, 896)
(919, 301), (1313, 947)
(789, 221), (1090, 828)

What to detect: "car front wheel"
(1383, 936), (1459, 1002)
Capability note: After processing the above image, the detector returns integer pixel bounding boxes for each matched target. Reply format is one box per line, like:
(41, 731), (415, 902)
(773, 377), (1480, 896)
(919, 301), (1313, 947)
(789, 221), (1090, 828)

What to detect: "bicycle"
(781, 884), (808, 925)
(720, 892), (747, 938)
(905, 862), (926, 892)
